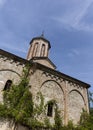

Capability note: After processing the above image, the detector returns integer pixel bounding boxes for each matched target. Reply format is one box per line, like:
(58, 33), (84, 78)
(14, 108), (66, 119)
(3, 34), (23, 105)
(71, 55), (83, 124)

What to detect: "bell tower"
(27, 35), (56, 69)
(27, 34), (51, 60)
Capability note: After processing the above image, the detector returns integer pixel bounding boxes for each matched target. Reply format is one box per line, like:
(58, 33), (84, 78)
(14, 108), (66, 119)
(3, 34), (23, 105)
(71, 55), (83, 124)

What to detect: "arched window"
(32, 43), (38, 57)
(40, 44), (45, 57)
(3, 80), (12, 91)
(47, 102), (53, 117)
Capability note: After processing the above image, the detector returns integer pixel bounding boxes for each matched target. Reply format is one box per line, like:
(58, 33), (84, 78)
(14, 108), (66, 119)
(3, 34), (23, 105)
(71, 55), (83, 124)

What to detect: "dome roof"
(30, 35), (51, 49)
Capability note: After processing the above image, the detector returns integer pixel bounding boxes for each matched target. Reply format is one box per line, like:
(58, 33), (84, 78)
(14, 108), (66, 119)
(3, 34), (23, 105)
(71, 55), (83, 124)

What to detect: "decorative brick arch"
(41, 80), (64, 94)
(69, 89), (86, 105)
(0, 69), (21, 91)
(40, 80), (64, 121)
(68, 89), (86, 124)
(0, 69), (21, 77)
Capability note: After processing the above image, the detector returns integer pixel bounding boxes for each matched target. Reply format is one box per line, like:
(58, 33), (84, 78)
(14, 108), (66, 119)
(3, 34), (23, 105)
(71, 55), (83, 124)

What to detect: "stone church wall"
(0, 54), (24, 91)
(0, 53), (89, 129)
(0, 55), (24, 130)
(29, 68), (89, 125)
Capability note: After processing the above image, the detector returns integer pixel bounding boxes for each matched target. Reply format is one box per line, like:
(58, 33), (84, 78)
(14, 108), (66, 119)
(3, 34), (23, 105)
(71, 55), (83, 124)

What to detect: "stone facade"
(29, 65), (89, 125)
(0, 35), (90, 130)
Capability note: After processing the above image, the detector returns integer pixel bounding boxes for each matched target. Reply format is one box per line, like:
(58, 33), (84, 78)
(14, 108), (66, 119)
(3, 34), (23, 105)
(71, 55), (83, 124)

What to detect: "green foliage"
(34, 92), (44, 116)
(77, 109), (93, 130)
(44, 117), (52, 128)
(47, 99), (57, 105)
(0, 65), (93, 130)
(0, 66), (51, 129)
(54, 106), (63, 130)
(90, 107), (93, 116)
(66, 120), (74, 130)
(89, 91), (93, 107)
(0, 66), (33, 125)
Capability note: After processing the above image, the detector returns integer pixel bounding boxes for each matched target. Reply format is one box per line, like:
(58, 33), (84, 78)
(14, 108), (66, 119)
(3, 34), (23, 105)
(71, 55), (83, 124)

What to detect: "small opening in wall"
(32, 42), (38, 57)
(47, 102), (53, 117)
(3, 80), (12, 91)
(40, 44), (45, 57)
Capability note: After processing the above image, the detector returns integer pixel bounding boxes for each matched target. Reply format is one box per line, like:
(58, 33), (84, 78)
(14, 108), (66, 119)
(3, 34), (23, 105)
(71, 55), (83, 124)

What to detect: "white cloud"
(51, 0), (93, 31)
(68, 49), (80, 58)
(72, 49), (80, 56)
(1, 42), (27, 54)
(72, 0), (93, 24)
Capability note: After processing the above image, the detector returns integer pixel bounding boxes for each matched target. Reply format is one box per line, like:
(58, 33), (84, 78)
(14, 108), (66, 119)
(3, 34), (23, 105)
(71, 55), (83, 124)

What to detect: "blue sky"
(0, 0), (93, 91)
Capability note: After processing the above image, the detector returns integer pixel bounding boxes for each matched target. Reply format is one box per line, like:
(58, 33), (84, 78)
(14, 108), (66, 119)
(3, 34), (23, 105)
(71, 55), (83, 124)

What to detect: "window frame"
(3, 80), (12, 91)
(47, 102), (54, 117)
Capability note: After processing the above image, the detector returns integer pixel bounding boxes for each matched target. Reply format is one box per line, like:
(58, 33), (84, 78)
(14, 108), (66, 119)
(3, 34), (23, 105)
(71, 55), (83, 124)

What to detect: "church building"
(0, 35), (90, 130)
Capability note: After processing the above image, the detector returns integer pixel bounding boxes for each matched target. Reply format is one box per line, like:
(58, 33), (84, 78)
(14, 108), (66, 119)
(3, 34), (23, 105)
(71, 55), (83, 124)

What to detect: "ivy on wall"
(0, 65), (92, 130)
(0, 65), (63, 130)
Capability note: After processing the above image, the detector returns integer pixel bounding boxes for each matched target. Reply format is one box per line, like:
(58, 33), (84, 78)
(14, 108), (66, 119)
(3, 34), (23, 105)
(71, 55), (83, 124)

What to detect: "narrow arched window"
(40, 44), (45, 57)
(3, 80), (12, 91)
(47, 102), (53, 117)
(32, 43), (38, 57)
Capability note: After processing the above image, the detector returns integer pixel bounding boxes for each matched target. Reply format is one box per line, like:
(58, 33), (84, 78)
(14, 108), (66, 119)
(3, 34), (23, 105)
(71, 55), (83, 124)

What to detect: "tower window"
(3, 80), (12, 91)
(47, 102), (53, 117)
(32, 43), (38, 57)
(40, 44), (45, 57)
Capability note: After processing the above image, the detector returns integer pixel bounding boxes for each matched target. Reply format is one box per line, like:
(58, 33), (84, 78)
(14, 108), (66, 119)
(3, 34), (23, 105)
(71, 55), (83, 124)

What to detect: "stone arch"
(40, 80), (64, 121)
(0, 69), (21, 91)
(0, 69), (21, 103)
(41, 80), (64, 94)
(69, 89), (86, 105)
(68, 89), (85, 124)
(0, 69), (21, 77)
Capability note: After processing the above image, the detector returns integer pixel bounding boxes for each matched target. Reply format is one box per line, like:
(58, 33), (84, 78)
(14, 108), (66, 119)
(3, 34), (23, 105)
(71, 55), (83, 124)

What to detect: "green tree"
(54, 107), (63, 130)
(0, 66), (33, 127)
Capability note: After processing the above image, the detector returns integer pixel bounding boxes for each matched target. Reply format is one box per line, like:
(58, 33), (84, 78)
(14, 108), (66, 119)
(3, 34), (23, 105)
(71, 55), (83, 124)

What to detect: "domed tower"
(27, 35), (56, 69)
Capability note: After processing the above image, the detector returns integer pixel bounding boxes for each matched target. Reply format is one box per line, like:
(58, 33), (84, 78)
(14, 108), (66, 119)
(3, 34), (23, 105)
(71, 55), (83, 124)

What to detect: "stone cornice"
(0, 49), (90, 88)
(35, 63), (90, 88)
(0, 49), (29, 65)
